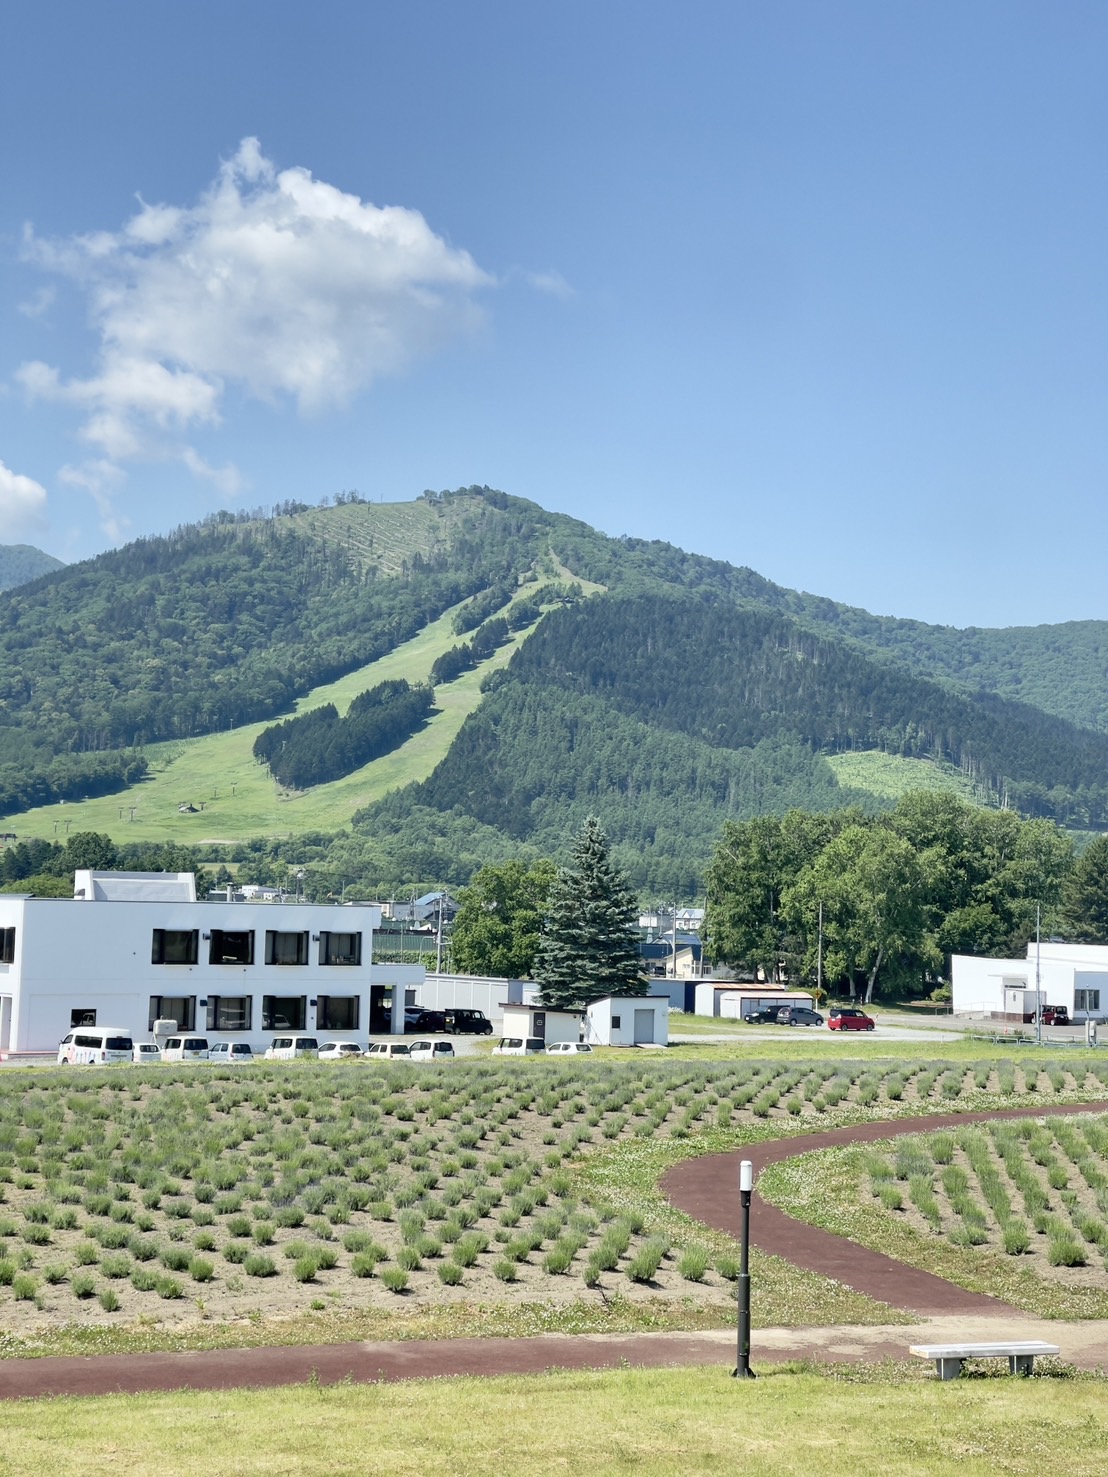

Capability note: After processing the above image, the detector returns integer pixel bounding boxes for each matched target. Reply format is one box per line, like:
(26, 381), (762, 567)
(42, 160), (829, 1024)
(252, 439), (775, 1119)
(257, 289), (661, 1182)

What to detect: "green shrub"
(396, 1246), (422, 1272)
(98, 1288), (121, 1312)
(223, 1240), (251, 1264)
(157, 1275), (184, 1299)
(12, 1273), (37, 1301)
(380, 1266), (409, 1293)
(1047, 1235), (1086, 1267)
(677, 1245), (710, 1282)
(294, 1255), (320, 1283)
(100, 1253), (131, 1279)
(244, 1253), (277, 1278)
(71, 1272), (97, 1299)
(43, 1263), (67, 1285)
(437, 1261), (464, 1286)
(1002, 1223), (1030, 1255)
(160, 1247), (192, 1272)
(493, 1258), (517, 1282)
(190, 1257), (215, 1282)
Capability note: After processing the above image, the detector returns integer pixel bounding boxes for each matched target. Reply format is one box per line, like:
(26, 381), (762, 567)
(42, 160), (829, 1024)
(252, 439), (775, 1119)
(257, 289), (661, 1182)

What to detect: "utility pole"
(817, 901), (823, 997)
(1035, 902), (1042, 1047)
(435, 893), (444, 973)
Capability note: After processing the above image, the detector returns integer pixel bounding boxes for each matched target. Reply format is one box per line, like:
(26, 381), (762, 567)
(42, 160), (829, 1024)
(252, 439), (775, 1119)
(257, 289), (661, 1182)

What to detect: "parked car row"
(403, 1007), (493, 1035)
(742, 1005), (876, 1030)
(58, 1033), (458, 1065)
(491, 1038), (594, 1056)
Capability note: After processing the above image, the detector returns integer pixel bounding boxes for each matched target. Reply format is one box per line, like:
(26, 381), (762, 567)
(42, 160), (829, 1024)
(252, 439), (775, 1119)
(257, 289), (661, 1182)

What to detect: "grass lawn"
(826, 750), (991, 806)
(3, 1363), (1106, 1475)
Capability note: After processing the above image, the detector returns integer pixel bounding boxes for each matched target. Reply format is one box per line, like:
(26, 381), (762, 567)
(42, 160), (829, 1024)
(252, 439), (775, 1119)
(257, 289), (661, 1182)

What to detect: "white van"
(363, 1041), (411, 1061)
(264, 1036), (319, 1060)
(132, 1041), (162, 1065)
(491, 1037), (546, 1056)
(161, 1036), (210, 1062)
(57, 1028), (134, 1066)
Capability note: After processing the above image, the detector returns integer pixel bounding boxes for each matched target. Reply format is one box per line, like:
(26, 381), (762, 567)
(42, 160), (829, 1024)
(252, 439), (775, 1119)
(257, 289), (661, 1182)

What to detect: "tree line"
(705, 791), (1108, 1002)
(253, 680), (434, 789)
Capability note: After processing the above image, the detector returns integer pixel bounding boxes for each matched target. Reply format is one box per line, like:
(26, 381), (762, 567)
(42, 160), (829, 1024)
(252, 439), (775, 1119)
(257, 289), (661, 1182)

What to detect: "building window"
(151, 929), (199, 965)
(1076, 989), (1101, 1013)
(317, 996), (359, 1031)
(265, 930), (309, 966)
(148, 995), (196, 1032)
(319, 931), (362, 966)
(209, 929), (254, 965)
(206, 997), (252, 1031)
(262, 995), (306, 1031)
(0, 927), (15, 964)
(612, 1015), (621, 1029)
(70, 1008), (96, 1028)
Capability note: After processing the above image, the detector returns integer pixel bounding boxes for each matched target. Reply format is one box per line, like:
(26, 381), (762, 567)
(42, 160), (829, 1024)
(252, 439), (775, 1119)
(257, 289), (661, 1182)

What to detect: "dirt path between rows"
(3, 1100), (1106, 1399)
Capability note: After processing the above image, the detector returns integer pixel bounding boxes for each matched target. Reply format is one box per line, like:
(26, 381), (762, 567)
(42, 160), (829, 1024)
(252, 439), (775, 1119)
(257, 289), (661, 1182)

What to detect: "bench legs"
(933, 1355), (1037, 1380)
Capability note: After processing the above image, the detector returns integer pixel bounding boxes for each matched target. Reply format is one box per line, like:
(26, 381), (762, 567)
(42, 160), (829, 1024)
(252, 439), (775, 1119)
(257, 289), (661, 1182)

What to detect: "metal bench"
(909, 1341), (1060, 1381)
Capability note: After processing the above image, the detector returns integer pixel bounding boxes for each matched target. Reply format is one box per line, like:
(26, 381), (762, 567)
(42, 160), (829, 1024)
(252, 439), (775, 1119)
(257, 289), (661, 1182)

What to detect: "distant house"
(383, 891), (459, 925)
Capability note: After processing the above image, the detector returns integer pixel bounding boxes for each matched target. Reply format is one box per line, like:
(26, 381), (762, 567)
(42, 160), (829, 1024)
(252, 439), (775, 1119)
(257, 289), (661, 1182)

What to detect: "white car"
(491, 1037), (546, 1056)
(264, 1036), (319, 1060)
(132, 1041), (162, 1064)
(545, 1042), (593, 1055)
(408, 1039), (455, 1062)
(208, 1041), (255, 1063)
(363, 1041), (411, 1061)
(318, 1042), (365, 1061)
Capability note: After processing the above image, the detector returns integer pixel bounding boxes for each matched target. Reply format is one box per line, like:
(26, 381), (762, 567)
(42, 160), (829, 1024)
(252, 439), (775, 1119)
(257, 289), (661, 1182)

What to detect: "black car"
(403, 1009), (445, 1034)
(776, 1006), (825, 1027)
(744, 1008), (782, 1025)
(441, 1008), (493, 1035)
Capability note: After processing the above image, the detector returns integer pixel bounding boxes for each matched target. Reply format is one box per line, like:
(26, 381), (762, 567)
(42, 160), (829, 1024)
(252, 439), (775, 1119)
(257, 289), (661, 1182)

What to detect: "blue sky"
(1, 1), (1105, 628)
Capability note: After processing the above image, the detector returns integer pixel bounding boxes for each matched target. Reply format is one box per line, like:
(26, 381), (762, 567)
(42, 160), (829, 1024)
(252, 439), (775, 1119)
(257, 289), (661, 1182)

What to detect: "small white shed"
(585, 996), (670, 1047)
(499, 1003), (582, 1045)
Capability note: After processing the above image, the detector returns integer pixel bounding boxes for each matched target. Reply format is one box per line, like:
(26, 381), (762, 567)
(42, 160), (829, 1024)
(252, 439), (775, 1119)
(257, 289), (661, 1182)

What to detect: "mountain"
(0, 544), (64, 591)
(2, 486), (1108, 893)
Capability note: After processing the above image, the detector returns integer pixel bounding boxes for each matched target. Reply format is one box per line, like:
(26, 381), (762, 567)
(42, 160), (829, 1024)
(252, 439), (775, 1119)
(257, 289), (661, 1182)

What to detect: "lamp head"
(739, 1160), (754, 1193)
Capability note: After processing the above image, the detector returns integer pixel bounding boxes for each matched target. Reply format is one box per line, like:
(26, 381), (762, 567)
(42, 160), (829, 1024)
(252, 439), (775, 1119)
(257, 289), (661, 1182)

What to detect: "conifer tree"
(532, 816), (645, 1009)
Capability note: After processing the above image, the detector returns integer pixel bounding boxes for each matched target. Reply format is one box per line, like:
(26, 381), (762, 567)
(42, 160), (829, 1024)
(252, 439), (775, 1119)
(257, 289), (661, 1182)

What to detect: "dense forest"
(0, 543), (64, 591)
(5, 486), (1108, 891)
(253, 679), (435, 789)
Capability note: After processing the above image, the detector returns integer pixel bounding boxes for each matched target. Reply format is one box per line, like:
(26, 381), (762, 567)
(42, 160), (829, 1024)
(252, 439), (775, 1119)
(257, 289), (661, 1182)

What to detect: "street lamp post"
(733, 1158), (756, 1379)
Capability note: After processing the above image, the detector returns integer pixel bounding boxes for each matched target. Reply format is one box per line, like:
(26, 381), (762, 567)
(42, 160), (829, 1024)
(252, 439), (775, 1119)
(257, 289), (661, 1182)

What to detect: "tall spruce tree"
(532, 816), (645, 1009)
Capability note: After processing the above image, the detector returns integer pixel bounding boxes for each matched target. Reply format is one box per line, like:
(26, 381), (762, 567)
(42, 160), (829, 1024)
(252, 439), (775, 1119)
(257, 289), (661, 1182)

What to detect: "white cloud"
(17, 137), (493, 478)
(0, 459), (48, 529)
(17, 285), (55, 318)
(526, 269), (574, 300)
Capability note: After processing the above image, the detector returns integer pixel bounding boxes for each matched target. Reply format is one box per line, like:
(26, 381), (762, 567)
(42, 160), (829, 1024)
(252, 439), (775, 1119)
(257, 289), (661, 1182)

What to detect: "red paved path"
(2, 1100), (1105, 1400)
(663, 1101), (1108, 1316)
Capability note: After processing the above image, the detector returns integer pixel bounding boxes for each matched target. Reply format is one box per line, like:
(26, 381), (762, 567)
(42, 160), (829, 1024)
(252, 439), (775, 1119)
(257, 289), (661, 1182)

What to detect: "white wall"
(585, 997), (669, 1046)
(0, 894), (416, 1053)
(500, 1005), (580, 1044)
(419, 974), (526, 1023)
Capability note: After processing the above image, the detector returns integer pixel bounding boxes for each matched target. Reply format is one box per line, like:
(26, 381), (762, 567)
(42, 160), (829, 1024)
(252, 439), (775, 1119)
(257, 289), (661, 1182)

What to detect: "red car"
(828, 1007), (875, 1032)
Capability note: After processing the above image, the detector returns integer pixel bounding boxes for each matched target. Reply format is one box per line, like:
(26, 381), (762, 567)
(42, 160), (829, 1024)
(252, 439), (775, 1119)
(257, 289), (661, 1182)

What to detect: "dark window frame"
(208, 929), (255, 966)
(262, 995), (307, 1031)
(265, 930), (309, 966)
(317, 995), (360, 1031)
(205, 996), (253, 1032)
(0, 926), (16, 964)
(148, 995), (197, 1032)
(151, 929), (199, 965)
(319, 931), (363, 966)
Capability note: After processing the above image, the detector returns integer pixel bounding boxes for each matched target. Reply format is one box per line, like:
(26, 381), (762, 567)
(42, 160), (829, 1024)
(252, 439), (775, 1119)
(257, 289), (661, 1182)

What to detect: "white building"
(0, 871), (422, 1055)
(952, 942), (1108, 1022)
(499, 1003), (582, 1045)
(584, 995), (670, 1047)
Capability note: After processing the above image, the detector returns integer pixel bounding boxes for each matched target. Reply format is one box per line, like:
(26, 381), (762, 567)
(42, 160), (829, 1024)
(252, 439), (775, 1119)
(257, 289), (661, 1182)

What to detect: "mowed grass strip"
(2, 1365), (1106, 1477)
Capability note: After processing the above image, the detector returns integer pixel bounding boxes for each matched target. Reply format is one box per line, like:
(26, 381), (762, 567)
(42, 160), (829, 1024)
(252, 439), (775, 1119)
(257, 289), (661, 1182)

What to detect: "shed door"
(532, 1011), (546, 1041)
(633, 1009), (654, 1044)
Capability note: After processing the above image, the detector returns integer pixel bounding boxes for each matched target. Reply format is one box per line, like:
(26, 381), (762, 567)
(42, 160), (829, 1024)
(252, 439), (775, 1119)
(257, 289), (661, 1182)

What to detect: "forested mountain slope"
(4, 485), (1108, 874)
(0, 544), (64, 591)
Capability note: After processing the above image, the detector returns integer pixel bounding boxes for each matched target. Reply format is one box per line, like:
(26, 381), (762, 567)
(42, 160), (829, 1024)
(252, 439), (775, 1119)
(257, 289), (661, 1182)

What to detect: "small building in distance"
(585, 995), (670, 1047)
(953, 942), (1108, 1023)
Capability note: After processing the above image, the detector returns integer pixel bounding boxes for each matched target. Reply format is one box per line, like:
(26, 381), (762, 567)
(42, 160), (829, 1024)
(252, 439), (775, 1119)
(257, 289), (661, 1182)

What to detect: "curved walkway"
(2, 1101), (1107, 1399)
(663, 1100), (1108, 1317)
